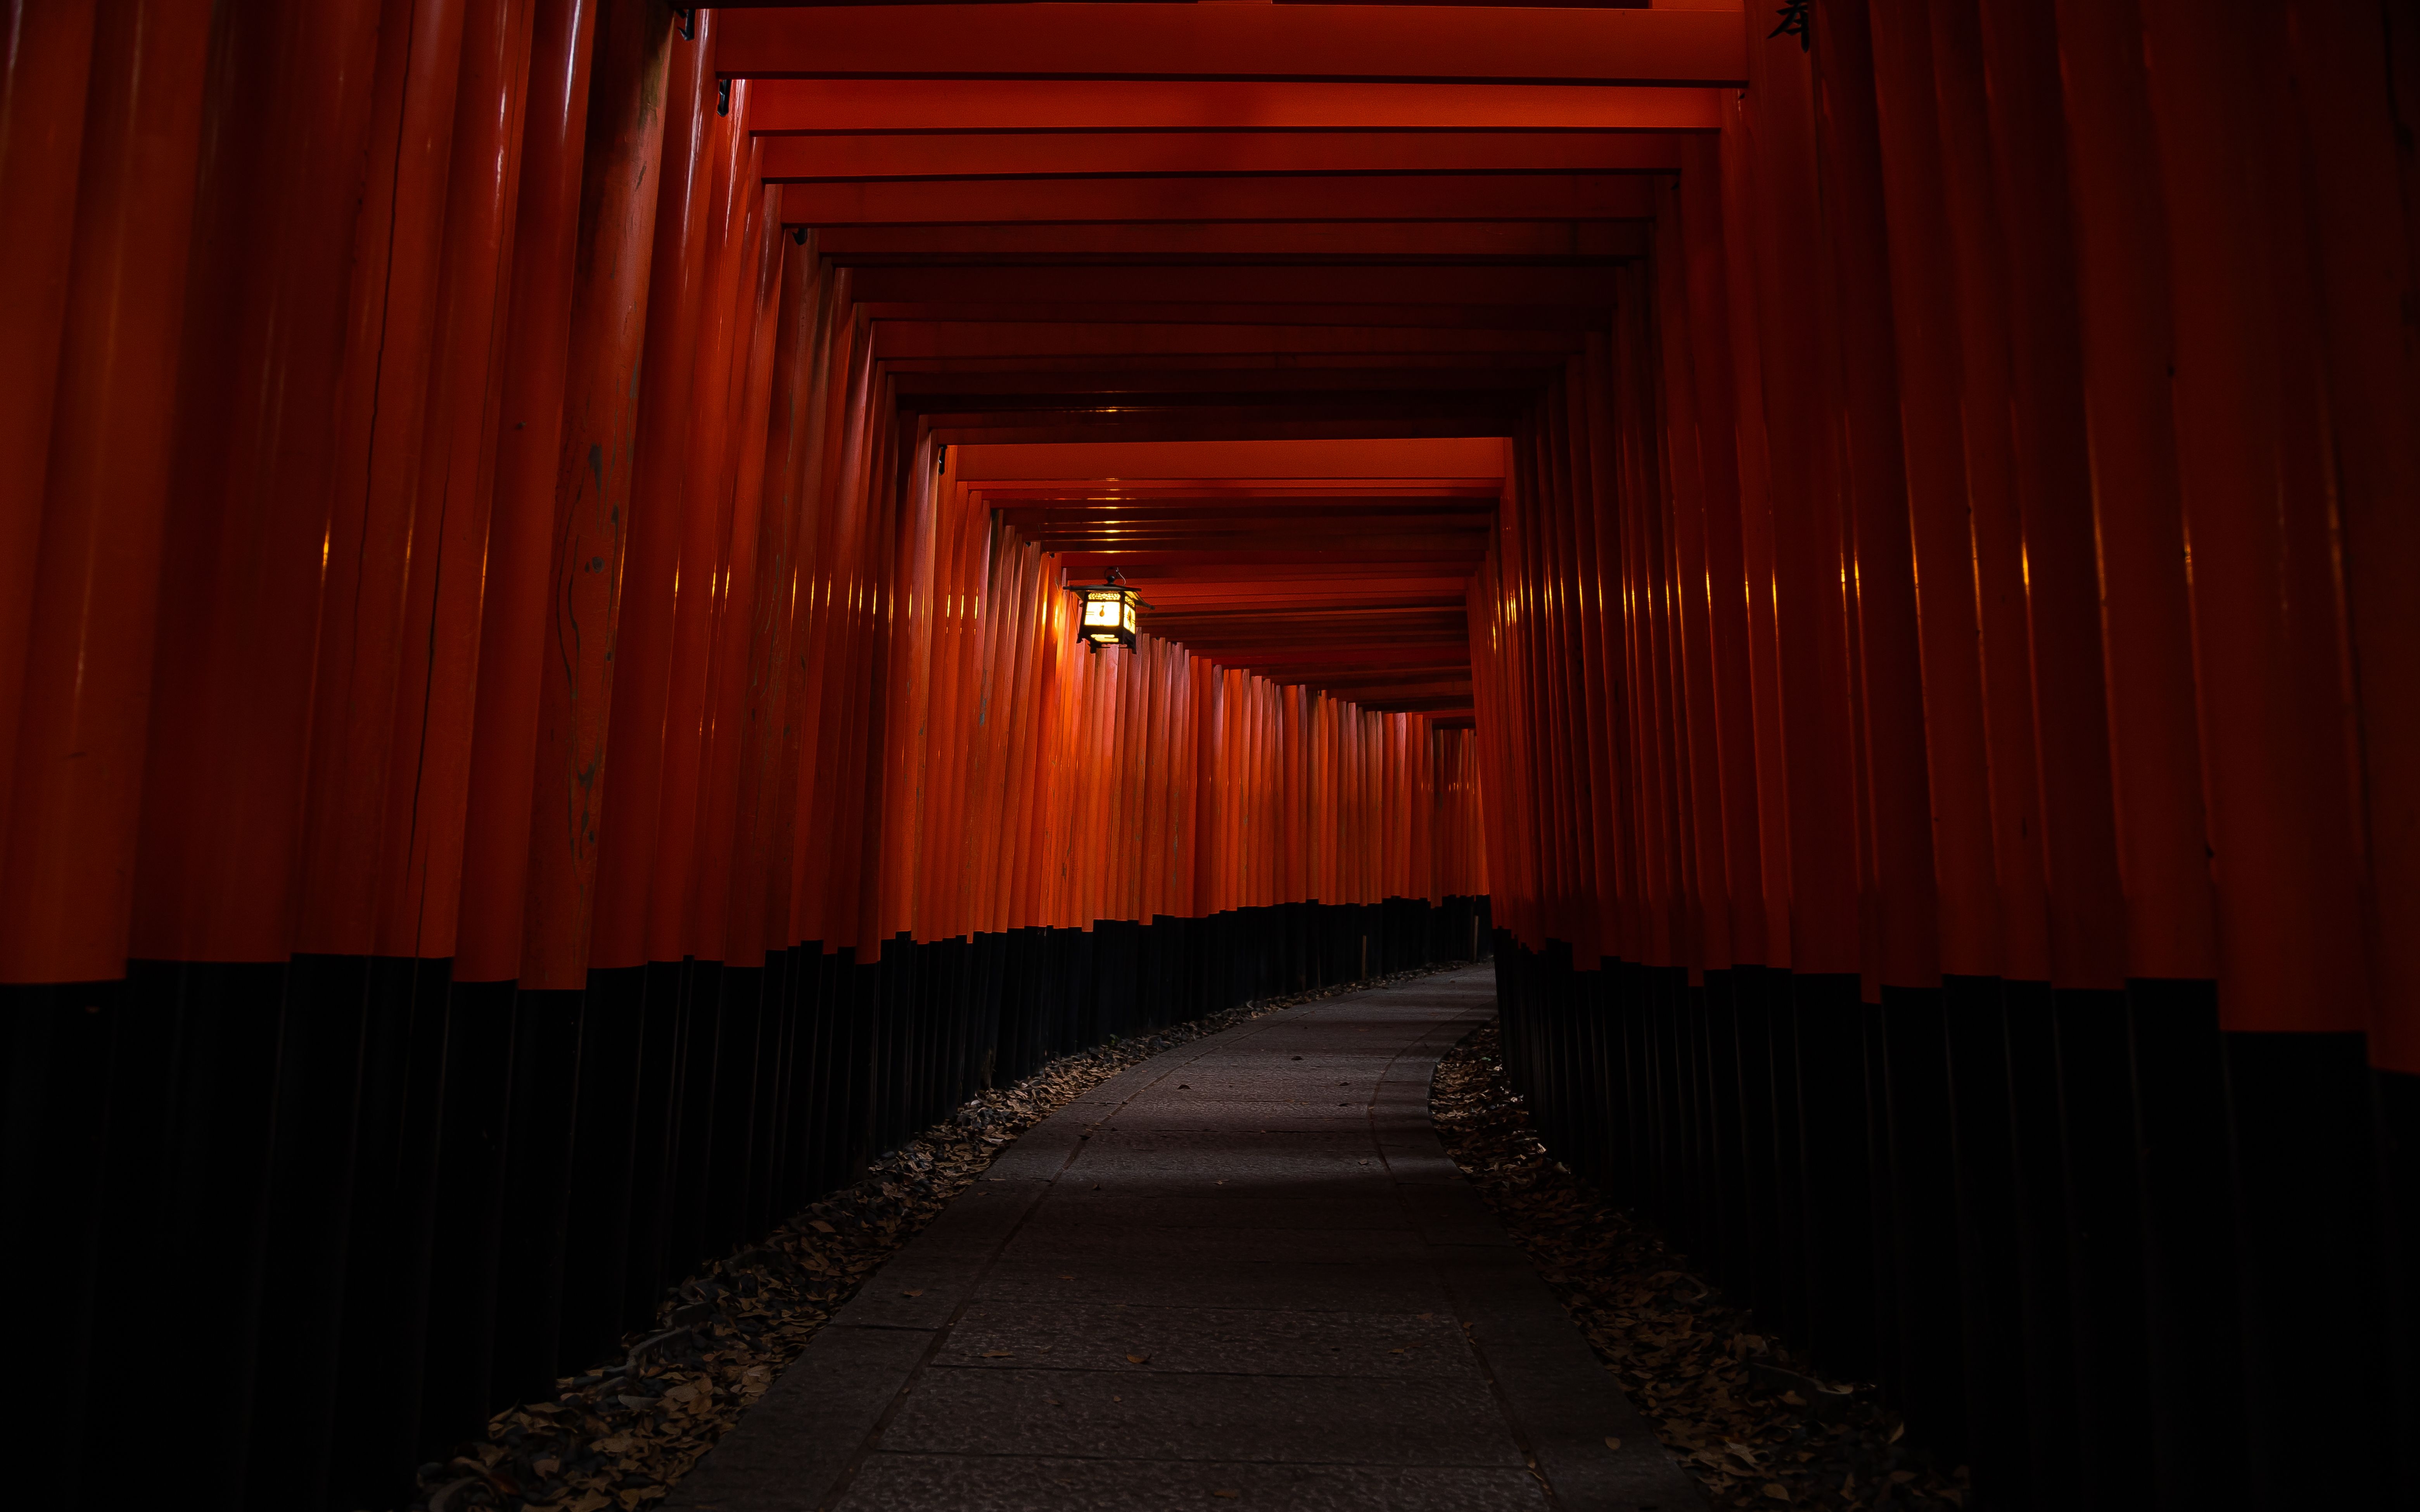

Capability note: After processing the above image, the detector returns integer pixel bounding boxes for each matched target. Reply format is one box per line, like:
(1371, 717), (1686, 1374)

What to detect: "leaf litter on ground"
(390, 961), (1480, 1512)
(1429, 1021), (1972, 1512)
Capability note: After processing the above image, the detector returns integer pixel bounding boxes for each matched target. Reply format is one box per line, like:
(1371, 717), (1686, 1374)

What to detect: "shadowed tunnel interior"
(1, 2), (2416, 1509)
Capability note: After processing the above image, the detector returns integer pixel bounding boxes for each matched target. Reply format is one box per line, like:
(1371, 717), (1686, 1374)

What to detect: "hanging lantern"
(1066, 568), (1148, 652)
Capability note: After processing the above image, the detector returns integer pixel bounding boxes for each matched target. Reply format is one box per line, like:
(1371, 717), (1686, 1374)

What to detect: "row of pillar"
(0, 4), (1489, 1506)
(1472, 3), (2416, 1509)
(0, 0), (1481, 986)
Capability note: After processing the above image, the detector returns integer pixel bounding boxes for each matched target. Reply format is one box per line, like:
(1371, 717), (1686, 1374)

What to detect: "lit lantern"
(1067, 568), (1148, 652)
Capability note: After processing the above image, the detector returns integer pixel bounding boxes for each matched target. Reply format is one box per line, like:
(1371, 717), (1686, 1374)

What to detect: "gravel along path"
(659, 963), (1700, 1512)
(1429, 1022), (1973, 1512)
(395, 963), (1480, 1512)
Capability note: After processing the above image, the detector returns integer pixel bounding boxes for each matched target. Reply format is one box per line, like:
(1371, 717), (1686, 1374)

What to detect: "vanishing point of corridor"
(3, 3), (2415, 1511)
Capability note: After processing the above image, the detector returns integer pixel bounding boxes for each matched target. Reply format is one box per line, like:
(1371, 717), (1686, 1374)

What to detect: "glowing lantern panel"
(1073, 583), (1143, 651)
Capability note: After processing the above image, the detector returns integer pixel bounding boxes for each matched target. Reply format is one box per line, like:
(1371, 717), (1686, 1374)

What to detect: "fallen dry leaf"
(387, 964), (1517, 1512)
(1432, 1022), (1970, 1512)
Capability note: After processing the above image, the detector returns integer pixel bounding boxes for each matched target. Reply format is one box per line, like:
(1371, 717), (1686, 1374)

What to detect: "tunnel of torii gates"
(0, 0), (2416, 1508)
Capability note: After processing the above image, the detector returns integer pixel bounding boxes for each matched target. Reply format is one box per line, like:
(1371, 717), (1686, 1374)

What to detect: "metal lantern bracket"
(1061, 583), (1154, 609)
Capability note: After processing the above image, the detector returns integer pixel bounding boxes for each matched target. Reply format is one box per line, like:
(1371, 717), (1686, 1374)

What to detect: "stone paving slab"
(1002, 1222), (1431, 1268)
(1041, 1193), (1411, 1231)
(936, 1300), (1483, 1379)
(884, 1367), (1521, 1464)
(976, 1253), (1454, 1315)
(837, 1456), (1554, 1512)
(667, 967), (1707, 1512)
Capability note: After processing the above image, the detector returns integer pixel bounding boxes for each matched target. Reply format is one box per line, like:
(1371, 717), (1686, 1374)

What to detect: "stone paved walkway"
(667, 967), (1705, 1512)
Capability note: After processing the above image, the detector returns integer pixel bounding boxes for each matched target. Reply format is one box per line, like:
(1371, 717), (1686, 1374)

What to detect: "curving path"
(668, 966), (1705, 1512)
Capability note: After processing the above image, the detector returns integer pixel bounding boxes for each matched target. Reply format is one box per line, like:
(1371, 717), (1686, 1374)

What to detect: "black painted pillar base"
(1487, 936), (2417, 1511)
(0, 893), (1487, 1511)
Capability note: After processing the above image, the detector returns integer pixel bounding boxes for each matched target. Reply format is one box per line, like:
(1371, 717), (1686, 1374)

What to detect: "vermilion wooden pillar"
(872, 423), (939, 948)
(2282, 0), (2420, 1079)
(2137, 0), (2367, 1034)
(2050, 0), (2215, 987)
(836, 362), (895, 956)
(453, 0), (596, 983)
(1929, 0), (2050, 984)
(1978, 10), (2150, 1505)
(788, 302), (872, 951)
(1573, 345), (1630, 965)
(1493, 454), (1545, 953)
(848, 373), (902, 955)
(1816, 0), (1941, 996)
(654, 105), (761, 962)
(1743, 19), (1858, 981)
(0, 0), (215, 983)
(695, 176), (785, 963)
(807, 295), (863, 950)
(726, 230), (819, 964)
(1912, 7), (2060, 1502)
(131, 0), (385, 964)
(0, 0), (98, 867)
(1611, 293), (1682, 971)
(1652, 236), (1733, 978)
(519, 0), (671, 988)
(2139, 4), (2389, 1505)
(1542, 385), (1596, 965)
(1865, 0), (2000, 980)
(295, 0), (470, 957)
(1976, 0), (2128, 993)
(984, 509), (1032, 933)
(10, 10), (353, 1500)
(589, 9), (715, 972)
(1675, 138), (1768, 968)
(1713, 108), (1793, 970)
(771, 266), (847, 953)
(374, 0), (537, 960)
(2047, 12), (2238, 1507)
